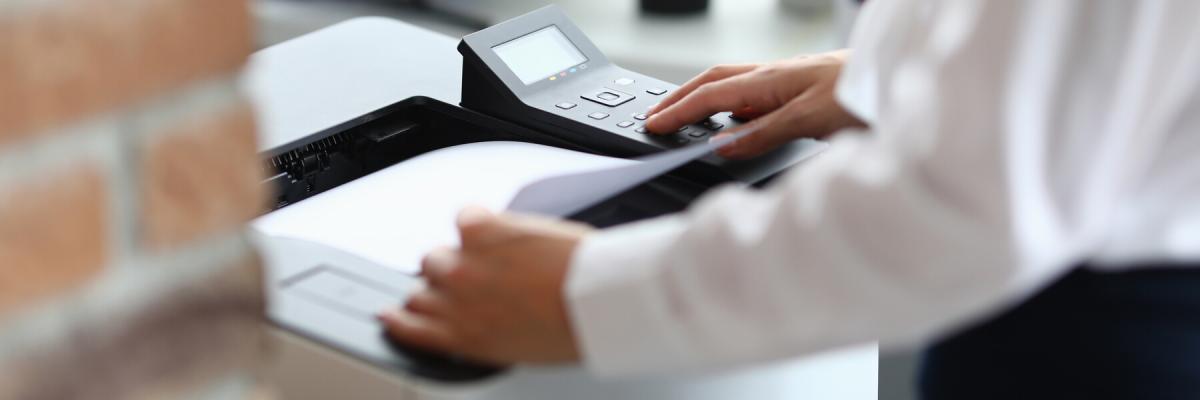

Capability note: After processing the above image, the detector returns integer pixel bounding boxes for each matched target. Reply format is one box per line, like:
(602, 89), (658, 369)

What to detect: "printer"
(249, 5), (874, 398)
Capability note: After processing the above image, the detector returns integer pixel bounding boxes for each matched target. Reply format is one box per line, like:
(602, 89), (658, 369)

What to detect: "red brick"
(0, 252), (266, 399)
(0, 165), (109, 317)
(0, 0), (252, 144)
(140, 103), (266, 250)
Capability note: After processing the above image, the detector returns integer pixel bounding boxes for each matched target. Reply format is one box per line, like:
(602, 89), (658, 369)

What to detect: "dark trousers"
(919, 265), (1200, 400)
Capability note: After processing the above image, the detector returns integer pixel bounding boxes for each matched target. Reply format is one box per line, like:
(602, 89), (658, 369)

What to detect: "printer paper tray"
(256, 96), (712, 382)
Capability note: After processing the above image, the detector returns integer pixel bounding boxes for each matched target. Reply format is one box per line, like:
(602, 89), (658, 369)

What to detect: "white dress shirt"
(567, 0), (1200, 376)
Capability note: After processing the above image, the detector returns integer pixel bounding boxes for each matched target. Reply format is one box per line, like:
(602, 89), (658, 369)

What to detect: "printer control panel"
(541, 75), (737, 150)
(459, 5), (823, 184)
(459, 6), (742, 158)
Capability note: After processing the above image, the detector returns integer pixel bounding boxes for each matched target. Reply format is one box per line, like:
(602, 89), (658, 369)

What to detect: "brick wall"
(0, 0), (268, 398)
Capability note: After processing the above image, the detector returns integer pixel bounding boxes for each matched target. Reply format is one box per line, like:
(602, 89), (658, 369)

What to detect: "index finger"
(645, 73), (762, 133)
(648, 64), (757, 115)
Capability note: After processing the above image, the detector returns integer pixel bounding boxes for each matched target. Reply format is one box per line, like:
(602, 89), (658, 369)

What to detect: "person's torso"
(837, 0), (1200, 270)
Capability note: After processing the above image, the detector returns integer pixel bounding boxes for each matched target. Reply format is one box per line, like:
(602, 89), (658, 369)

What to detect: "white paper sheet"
(252, 135), (751, 274)
(507, 133), (742, 216)
(252, 141), (632, 273)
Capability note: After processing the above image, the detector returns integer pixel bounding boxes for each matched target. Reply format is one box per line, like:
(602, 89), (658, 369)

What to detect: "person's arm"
(567, 0), (1087, 375)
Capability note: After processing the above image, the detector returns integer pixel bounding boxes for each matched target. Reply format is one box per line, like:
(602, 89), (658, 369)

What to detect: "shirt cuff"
(565, 216), (693, 377)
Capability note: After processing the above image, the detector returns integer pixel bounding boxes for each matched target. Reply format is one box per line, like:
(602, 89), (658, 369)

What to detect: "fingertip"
(420, 248), (458, 281)
(380, 313), (420, 344)
(377, 308), (402, 323)
(430, 248), (459, 266)
(379, 309), (418, 334)
(647, 103), (662, 115)
(457, 207), (496, 242)
(644, 114), (661, 131)
(379, 310), (456, 351)
(457, 205), (494, 227)
(404, 292), (438, 316)
(731, 109), (762, 121)
(645, 113), (675, 133)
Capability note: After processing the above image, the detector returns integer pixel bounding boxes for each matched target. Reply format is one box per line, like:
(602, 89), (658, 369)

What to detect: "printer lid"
(245, 17), (465, 152)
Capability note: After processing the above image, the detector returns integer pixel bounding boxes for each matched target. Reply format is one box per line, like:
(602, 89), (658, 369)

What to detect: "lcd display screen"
(492, 26), (588, 85)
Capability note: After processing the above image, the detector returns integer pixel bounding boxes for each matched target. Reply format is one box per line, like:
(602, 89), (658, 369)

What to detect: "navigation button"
(588, 112), (610, 120)
(702, 120), (724, 130)
(555, 102), (577, 110)
(687, 130), (708, 138)
(617, 121), (635, 128)
(647, 88), (668, 95)
(614, 78), (636, 85)
(581, 88), (635, 107)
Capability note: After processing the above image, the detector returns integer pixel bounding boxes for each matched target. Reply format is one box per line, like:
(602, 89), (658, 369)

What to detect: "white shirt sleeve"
(566, 0), (1200, 376)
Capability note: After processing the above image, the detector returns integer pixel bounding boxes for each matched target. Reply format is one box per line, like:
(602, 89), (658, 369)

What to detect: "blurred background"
(254, 0), (856, 83)
(253, 0), (916, 399)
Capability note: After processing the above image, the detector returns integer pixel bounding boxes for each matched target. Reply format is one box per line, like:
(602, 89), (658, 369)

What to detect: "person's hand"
(378, 206), (591, 365)
(645, 49), (866, 159)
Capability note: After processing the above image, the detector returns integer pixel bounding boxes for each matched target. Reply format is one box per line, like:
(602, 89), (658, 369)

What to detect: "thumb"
(456, 205), (501, 249)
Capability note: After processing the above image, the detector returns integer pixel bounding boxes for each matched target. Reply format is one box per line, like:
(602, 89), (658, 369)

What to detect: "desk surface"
(246, 16), (876, 400)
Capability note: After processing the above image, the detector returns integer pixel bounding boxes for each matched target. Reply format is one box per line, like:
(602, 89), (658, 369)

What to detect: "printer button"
(633, 113), (648, 121)
(687, 130), (708, 138)
(555, 102), (577, 110)
(614, 77), (636, 86)
(635, 126), (648, 134)
(702, 120), (724, 130)
(647, 88), (668, 95)
(582, 88), (635, 107)
(617, 121), (635, 128)
(588, 112), (610, 120)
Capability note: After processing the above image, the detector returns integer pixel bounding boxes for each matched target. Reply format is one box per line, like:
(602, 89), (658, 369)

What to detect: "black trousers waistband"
(919, 264), (1200, 400)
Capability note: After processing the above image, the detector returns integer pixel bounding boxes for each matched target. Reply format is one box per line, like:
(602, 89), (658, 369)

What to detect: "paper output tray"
(261, 96), (712, 226)
(256, 96), (715, 382)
